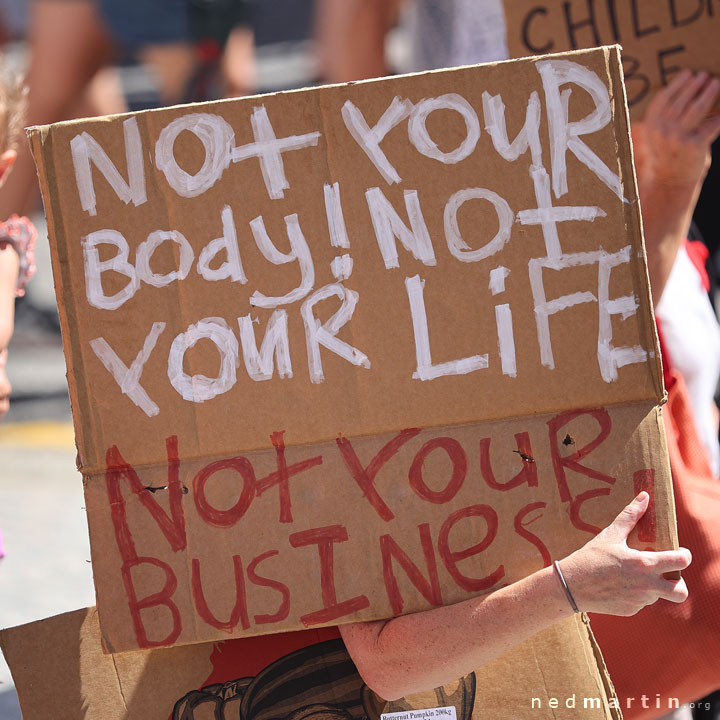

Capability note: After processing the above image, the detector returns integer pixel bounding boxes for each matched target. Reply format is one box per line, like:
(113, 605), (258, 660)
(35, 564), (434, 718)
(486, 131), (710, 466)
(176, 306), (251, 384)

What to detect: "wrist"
(518, 563), (577, 622)
(553, 560), (580, 613)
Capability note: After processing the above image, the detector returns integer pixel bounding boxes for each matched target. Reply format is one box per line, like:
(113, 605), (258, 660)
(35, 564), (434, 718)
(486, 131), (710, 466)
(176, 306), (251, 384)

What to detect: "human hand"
(558, 492), (691, 616)
(633, 70), (720, 195)
(0, 348), (11, 421)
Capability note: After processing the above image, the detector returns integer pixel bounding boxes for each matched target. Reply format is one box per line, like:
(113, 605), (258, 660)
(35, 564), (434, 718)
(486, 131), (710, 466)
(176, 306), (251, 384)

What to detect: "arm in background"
(633, 70), (720, 305)
(0, 236), (19, 419)
(314, 0), (403, 83)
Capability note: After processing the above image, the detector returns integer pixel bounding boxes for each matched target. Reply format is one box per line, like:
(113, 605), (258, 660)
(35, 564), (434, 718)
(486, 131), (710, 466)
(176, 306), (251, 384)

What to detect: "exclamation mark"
(633, 469), (657, 544)
(324, 182), (353, 281)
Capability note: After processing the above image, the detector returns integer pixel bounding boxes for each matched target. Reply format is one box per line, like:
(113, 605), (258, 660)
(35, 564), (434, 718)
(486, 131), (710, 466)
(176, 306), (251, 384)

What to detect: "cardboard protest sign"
(29, 45), (677, 653)
(0, 607), (621, 719)
(502, 0), (720, 117)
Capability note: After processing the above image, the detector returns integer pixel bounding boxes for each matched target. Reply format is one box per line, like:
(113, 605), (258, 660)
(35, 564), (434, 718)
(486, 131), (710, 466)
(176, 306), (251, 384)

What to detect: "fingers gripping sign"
(558, 492), (691, 617)
(338, 491), (689, 700)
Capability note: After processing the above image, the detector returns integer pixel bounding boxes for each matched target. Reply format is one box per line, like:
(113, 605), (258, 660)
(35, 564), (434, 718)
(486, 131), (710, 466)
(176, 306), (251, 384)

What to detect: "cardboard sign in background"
(503, 0), (720, 117)
(29, 46), (676, 653)
(0, 607), (621, 720)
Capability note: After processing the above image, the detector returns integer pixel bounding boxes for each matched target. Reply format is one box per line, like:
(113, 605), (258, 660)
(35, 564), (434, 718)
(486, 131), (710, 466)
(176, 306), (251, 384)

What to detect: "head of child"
(0, 61), (25, 186)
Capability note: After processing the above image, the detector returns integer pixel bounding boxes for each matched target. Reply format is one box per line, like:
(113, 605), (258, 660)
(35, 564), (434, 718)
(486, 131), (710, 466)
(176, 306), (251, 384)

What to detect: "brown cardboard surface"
(28, 46), (660, 473)
(502, 0), (720, 117)
(86, 400), (674, 652)
(27, 46), (675, 652)
(0, 607), (621, 719)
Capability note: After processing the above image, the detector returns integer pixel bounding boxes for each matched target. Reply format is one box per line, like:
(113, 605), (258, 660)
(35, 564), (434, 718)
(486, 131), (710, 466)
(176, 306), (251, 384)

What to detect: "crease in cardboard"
(109, 651), (129, 712)
(529, 641), (560, 720)
(80, 397), (662, 476)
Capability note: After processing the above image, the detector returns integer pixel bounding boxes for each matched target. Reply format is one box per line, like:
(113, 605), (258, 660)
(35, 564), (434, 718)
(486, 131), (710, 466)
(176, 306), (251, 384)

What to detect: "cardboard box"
(503, 0), (720, 117)
(28, 46), (676, 653)
(0, 607), (621, 719)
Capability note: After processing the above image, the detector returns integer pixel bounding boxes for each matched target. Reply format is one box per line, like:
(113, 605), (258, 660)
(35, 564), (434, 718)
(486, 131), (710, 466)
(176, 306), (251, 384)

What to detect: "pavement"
(0, 430), (94, 718)
(0, 171), (90, 716)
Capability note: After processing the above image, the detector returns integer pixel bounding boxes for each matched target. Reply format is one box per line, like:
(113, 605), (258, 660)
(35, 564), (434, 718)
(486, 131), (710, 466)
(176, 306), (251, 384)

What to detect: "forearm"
(341, 494), (690, 701)
(315, 0), (397, 83)
(632, 70), (720, 304)
(641, 178), (703, 305)
(340, 563), (573, 700)
(0, 244), (19, 350)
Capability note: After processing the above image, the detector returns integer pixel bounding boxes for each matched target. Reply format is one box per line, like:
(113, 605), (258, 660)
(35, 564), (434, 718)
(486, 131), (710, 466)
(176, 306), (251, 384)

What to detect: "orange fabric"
(590, 372), (720, 719)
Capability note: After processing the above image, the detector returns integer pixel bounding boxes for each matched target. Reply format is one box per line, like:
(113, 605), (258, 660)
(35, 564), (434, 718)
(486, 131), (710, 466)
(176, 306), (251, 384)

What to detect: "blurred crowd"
(0, 2), (719, 720)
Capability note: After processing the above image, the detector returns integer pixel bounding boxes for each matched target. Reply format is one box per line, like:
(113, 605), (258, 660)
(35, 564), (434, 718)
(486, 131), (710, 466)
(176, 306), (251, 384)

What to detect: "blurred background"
(0, 2), (719, 719)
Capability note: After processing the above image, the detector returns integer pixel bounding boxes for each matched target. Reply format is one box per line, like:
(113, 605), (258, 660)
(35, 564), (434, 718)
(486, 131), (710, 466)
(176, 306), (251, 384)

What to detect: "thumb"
(604, 492), (649, 542)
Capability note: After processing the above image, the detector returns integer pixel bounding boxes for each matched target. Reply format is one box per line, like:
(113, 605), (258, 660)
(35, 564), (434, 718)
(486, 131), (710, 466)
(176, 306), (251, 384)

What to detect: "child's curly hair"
(0, 59), (26, 153)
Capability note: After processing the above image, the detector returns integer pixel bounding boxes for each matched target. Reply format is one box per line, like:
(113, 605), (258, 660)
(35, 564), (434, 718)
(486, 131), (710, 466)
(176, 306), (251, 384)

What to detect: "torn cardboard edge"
(582, 614), (623, 720)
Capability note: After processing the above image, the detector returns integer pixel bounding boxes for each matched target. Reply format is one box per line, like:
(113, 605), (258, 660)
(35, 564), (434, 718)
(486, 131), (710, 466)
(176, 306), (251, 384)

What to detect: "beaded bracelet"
(0, 215), (36, 297)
